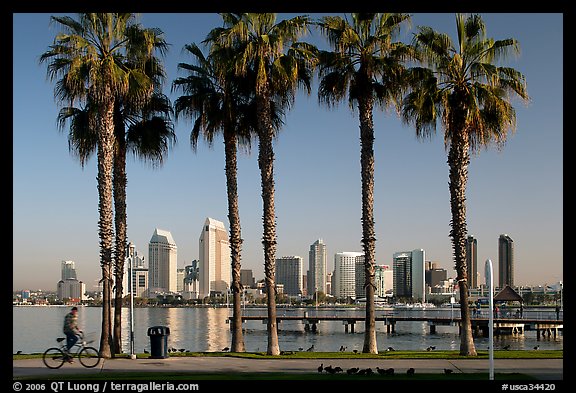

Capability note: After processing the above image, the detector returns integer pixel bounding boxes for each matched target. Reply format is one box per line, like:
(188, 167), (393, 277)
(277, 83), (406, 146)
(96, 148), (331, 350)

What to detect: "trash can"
(147, 326), (170, 359)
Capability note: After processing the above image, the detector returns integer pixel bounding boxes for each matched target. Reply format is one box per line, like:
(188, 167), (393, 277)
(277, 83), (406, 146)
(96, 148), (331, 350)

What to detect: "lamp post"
(128, 254), (138, 360)
(485, 259), (494, 380)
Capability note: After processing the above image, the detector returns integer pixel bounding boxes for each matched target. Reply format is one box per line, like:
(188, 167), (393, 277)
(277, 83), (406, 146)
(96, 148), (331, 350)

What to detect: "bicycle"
(42, 332), (101, 369)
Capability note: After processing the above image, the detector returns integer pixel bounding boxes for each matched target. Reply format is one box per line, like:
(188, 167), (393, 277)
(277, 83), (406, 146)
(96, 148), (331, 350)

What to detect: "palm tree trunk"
(95, 95), (116, 359)
(113, 136), (128, 355)
(358, 97), (378, 354)
(447, 127), (477, 357)
(224, 131), (245, 352)
(256, 92), (280, 356)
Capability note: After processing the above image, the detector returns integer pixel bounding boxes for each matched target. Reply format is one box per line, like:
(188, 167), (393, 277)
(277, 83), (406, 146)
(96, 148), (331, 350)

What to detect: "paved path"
(13, 357), (563, 380)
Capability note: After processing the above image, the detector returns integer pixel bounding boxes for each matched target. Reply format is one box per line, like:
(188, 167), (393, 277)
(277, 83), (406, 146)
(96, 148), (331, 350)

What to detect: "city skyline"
(13, 12), (563, 291)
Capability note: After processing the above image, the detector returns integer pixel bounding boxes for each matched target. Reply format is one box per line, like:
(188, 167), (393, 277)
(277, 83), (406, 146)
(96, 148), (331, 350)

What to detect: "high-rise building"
(148, 228), (178, 294)
(393, 249), (426, 302)
(354, 254), (366, 299)
(375, 265), (393, 297)
(182, 260), (200, 300)
(57, 260), (85, 301)
(125, 242), (148, 298)
(61, 260), (77, 280)
(276, 256), (303, 297)
(333, 252), (363, 300)
(308, 239), (327, 297)
(240, 269), (255, 288)
(466, 235), (478, 288)
(498, 234), (514, 288)
(199, 217), (231, 299)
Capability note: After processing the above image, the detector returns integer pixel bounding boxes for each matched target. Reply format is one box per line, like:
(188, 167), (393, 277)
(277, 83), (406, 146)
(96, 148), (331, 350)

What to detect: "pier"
(228, 312), (563, 339)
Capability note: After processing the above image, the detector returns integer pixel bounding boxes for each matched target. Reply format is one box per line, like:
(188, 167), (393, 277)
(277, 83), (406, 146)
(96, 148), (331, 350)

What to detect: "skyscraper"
(61, 260), (77, 280)
(333, 252), (363, 300)
(148, 228), (178, 294)
(199, 217), (231, 299)
(276, 256), (303, 296)
(498, 234), (514, 288)
(393, 249), (426, 302)
(308, 239), (327, 297)
(466, 235), (478, 288)
(124, 242), (148, 298)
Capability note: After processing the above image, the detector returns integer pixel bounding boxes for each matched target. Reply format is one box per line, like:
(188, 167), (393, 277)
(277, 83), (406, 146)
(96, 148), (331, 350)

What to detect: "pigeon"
(347, 367), (359, 375)
(16, 350), (22, 355)
(385, 367), (395, 375)
(334, 366), (343, 373)
(221, 347), (230, 352)
(318, 363), (324, 373)
(376, 367), (387, 375)
(143, 348), (149, 354)
(426, 345), (436, 351)
(533, 345), (540, 350)
(407, 367), (415, 375)
(306, 345), (315, 352)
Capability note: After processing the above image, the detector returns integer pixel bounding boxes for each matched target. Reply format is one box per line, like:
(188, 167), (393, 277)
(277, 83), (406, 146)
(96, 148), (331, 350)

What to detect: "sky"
(12, 12), (563, 292)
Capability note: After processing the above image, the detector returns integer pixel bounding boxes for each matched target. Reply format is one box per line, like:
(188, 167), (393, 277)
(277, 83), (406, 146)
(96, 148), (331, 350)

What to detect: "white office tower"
(308, 239), (327, 297)
(148, 228), (178, 294)
(276, 256), (304, 296)
(393, 249), (426, 302)
(61, 260), (77, 280)
(183, 261), (200, 300)
(333, 252), (364, 300)
(199, 217), (231, 299)
(124, 242), (148, 298)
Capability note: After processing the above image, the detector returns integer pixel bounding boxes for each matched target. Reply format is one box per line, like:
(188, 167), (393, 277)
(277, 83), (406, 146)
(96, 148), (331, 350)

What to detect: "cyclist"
(62, 306), (82, 362)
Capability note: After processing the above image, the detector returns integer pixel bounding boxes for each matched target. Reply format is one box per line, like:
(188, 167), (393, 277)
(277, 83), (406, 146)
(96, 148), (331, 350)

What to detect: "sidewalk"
(13, 357), (563, 380)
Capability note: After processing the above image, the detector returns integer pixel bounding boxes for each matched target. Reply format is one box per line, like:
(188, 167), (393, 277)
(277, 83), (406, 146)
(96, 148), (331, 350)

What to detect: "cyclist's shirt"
(63, 312), (79, 335)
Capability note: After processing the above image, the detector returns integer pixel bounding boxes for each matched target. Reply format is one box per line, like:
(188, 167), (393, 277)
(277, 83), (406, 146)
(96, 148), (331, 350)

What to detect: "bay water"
(13, 305), (563, 355)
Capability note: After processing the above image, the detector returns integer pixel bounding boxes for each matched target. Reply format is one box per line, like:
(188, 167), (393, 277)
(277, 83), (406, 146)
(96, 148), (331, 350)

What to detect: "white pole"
(129, 255), (136, 359)
(485, 259), (494, 380)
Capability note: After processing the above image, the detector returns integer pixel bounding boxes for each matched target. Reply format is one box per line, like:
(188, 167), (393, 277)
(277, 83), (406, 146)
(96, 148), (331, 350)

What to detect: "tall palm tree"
(56, 89), (175, 355)
(315, 13), (412, 354)
(213, 13), (317, 355)
(401, 13), (529, 356)
(40, 13), (166, 358)
(172, 41), (255, 352)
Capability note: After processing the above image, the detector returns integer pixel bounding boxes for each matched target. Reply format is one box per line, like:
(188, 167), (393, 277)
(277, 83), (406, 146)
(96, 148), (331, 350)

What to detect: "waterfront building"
(124, 242), (148, 298)
(182, 260), (200, 300)
(148, 228), (178, 294)
(499, 234), (515, 288)
(354, 254), (366, 299)
(57, 278), (85, 302)
(308, 239), (327, 298)
(198, 217), (231, 299)
(333, 252), (363, 300)
(466, 235), (478, 288)
(375, 265), (393, 298)
(393, 249), (426, 302)
(276, 256), (304, 297)
(425, 262), (447, 288)
(240, 269), (255, 289)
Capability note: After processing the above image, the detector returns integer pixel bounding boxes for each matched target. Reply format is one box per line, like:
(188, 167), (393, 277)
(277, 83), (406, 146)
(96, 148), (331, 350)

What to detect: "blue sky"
(13, 12), (563, 291)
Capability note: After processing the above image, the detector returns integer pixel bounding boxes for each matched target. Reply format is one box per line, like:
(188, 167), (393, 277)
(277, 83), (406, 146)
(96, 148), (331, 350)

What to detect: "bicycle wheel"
(78, 346), (101, 368)
(42, 347), (65, 369)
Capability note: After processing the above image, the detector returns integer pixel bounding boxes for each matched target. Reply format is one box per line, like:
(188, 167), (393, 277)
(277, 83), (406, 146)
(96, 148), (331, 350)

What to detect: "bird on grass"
(221, 347), (230, 352)
(426, 345), (436, 351)
(317, 363), (324, 373)
(143, 348), (149, 354)
(386, 346), (395, 352)
(334, 366), (343, 373)
(533, 345), (540, 350)
(444, 369), (453, 374)
(407, 367), (415, 375)
(306, 345), (315, 352)
(325, 365), (337, 374)
(385, 367), (395, 375)
(16, 350), (22, 355)
(346, 367), (359, 375)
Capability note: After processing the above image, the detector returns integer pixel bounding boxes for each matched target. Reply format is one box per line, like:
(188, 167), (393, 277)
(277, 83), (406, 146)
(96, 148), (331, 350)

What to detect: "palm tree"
(40, 13), (167, 358)
(172, 41), (255, 352)
(401, 13), (529, 356)
(315, 13), (412, 354)
(213, 13), (317, 355)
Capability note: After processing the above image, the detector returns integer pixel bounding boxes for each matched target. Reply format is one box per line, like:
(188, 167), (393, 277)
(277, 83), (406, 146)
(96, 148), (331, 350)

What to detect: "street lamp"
(485, 259), (494, 381)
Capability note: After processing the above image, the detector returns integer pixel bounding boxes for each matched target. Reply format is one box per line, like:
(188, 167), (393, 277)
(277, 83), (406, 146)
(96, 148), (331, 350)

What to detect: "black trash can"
(147, 326), (170, 359)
